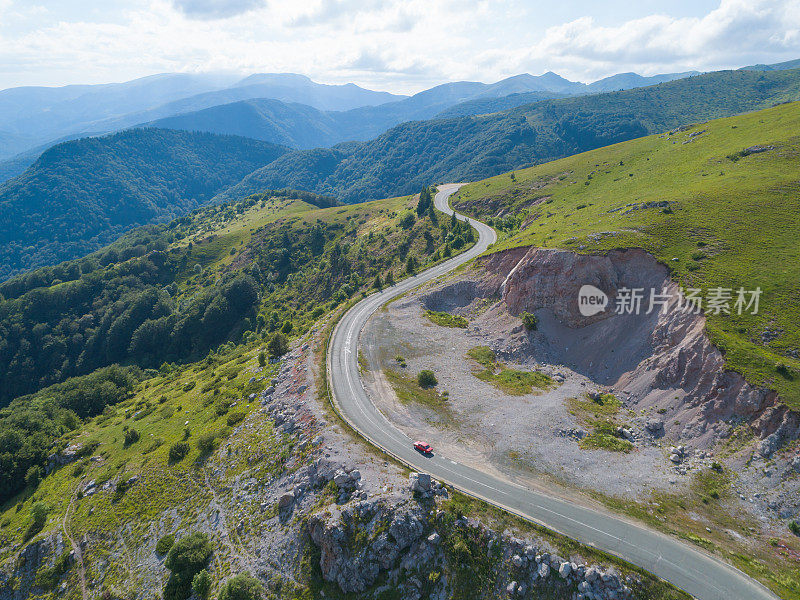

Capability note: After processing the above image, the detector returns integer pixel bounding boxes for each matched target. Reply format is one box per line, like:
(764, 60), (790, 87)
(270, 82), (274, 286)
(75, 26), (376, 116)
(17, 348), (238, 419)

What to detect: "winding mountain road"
(326, 184), (778, 600)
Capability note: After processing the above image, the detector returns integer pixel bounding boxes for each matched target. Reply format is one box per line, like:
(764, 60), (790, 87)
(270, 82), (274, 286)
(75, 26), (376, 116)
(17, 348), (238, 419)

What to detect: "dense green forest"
(0, 128), (289, 281)
(217, 68), (800, 204)
(0, 190), (335, 402)
(0, 188), (470, 503)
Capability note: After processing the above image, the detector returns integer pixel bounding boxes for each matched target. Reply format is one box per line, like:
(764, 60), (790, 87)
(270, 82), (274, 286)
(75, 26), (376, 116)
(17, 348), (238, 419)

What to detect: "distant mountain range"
(740, 57), (800, 71)
(142, 70), (708, 153)
(0, 68), (697, 164)
(215, 68), (800, 204)
(0, 73), (403, 161)
(0, 58), (799, 281)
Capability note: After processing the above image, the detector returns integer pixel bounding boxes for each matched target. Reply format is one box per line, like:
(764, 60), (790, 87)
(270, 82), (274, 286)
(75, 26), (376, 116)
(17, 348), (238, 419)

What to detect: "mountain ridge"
(0, 128), (289, 280)
(215, 68), (800, 204)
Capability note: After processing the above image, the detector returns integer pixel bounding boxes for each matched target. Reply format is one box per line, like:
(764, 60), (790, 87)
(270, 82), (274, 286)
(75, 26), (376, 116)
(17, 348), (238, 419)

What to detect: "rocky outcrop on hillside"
(0, 532), (74, 600)
(308, 479), (634, 600)
(476, 246), (798, 451)
(0, 324), (685, 600)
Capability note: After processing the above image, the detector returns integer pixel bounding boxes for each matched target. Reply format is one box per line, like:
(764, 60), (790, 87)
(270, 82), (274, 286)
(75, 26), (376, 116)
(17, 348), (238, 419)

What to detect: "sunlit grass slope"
(454, 101), (800, 406)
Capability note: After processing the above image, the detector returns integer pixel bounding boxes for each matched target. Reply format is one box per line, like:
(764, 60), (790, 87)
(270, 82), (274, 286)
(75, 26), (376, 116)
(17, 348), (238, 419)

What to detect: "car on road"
(413, 441), (433, 455)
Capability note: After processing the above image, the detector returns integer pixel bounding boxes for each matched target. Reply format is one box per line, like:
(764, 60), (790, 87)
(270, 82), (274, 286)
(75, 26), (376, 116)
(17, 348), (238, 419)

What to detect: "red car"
(413, 441), (433, 455)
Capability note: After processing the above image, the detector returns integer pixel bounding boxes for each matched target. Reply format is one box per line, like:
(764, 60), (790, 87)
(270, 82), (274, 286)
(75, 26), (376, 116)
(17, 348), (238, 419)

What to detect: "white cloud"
(0, 0), (798, 92)
(524, 0), (800, 79)
(170, 0), (266, 19)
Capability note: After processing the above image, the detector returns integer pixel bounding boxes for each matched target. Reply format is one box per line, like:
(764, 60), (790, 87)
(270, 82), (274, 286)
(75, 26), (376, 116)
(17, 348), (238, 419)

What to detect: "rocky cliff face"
(307, 480), (635, 600)
(490, 246), (798, 451)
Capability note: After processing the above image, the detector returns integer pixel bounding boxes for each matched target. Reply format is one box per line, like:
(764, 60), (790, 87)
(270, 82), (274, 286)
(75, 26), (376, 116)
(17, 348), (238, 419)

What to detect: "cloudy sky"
(1, 0), (799, 93)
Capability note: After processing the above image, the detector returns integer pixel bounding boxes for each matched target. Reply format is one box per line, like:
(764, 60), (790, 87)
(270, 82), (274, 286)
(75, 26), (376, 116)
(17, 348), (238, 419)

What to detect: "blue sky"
(0, 0), (798, 93)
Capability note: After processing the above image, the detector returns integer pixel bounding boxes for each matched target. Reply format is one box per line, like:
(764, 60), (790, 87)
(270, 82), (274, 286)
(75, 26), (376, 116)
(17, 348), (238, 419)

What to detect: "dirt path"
(62, 487), (87, 600)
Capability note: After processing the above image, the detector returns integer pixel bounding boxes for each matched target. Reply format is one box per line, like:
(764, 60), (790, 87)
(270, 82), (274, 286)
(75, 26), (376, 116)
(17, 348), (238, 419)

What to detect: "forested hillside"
(217, 68), (800, 204)
(0, 186), (467, 503)
(146, 84), (567, 151)
(0, 128), (288, 281)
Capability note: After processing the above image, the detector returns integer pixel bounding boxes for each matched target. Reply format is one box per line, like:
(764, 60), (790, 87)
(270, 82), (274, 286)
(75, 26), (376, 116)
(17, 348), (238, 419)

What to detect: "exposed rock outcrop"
(465, 246), (798, 450)
(308, 494), (632, 599)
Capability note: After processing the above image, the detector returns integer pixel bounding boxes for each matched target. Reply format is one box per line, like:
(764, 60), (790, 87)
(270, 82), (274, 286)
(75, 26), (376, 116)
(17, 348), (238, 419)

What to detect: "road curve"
(327, 184), (778, 600)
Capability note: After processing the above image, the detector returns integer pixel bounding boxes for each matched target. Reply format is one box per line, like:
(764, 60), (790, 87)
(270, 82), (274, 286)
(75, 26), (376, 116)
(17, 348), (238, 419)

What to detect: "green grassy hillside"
(452, 100), (800, 407)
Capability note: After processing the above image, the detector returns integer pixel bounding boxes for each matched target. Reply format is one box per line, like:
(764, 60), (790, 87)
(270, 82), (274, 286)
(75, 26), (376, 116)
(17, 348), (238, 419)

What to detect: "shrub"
(217, 573), (263, 600)
(192, 569), (213, 598)
(25, 465), (42, 488)
(197, 433), (217, 455)
(280, 320), (293, 335)
(790, 520), (800, 536)
(183, 381), (197, 392)
(114, 475), (136, 500)
(424, 310), (467, 328)
(417, 370), (438, 388)
(156, 534), (175, 555)
(25, 502), (49, 540)
(164, 532), (213, 600)
(227, 412), (246, 427)
(267, 333), (289, 358)
(34, 551), (71, 590)
(398, 211), (416, 230)
(257, 351), (266, 368)
(168, 442), (190, 463)
(520, 312), (538, 331)
(124, 428), (141, 447)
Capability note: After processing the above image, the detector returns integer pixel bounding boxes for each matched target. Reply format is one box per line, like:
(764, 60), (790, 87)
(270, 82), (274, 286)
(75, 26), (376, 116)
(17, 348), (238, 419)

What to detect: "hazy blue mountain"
(148, 99), (343, 149)
(0, 73), (405, 160)
(436, 90), (569, 117)
(143, 79), (559, 150)
(585, 71), (700, 92)
(484, 72), (584, 95)
(0, 73), (238, 158)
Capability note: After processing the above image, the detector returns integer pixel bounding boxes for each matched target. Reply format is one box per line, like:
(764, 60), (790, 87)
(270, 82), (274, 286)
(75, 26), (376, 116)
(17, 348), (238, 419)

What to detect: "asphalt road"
(327, 184), (779, 600)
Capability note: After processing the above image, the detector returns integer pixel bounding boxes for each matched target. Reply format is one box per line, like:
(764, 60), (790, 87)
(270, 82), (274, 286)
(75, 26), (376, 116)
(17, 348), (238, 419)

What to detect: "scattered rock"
(278, 491), (295, 510)
(645, 419), (664, 435)
(558, 561), (572, 578)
